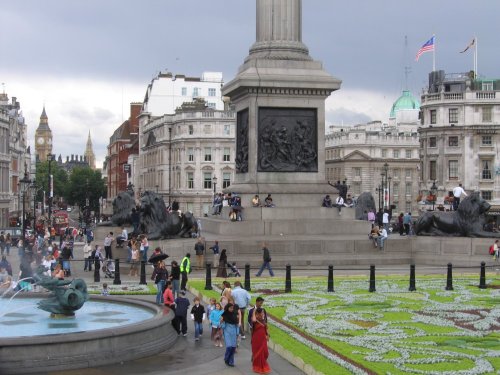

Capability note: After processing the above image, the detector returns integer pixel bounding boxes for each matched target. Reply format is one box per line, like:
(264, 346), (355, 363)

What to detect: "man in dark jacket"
(174, 291), (190, 336)
(255, 242), (274, 277)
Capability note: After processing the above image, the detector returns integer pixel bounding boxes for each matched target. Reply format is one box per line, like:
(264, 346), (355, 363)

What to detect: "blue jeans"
(156, 280), (165, 304)
(224, 346), (236, 366)
(126, 246), (132, 262)
(172, 279), (180, 298)
(141, 247), (149, 262)
(194, 321), (203, 338)
(378, 237), (387, 249)
(256, 261), (274, 276)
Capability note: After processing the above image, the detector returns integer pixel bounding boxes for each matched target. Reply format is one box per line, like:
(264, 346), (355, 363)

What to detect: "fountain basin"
(0, 295), (176, 374)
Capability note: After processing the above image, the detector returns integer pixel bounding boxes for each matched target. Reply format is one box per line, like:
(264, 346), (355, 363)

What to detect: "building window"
(393, 150), (400, 158)
(208, 88), (216, 97)
(482, 136), (492, 146)
(203, 172), (212, 189)
(429, 137), (437, 147)
(353, 167), (361, 177)
(449, 108), (458, 123)
(448, 136), (459, 147)
(188, 125), (194, 135)
(430, 109), (437, 124)
(482, 106), (492, 122)
(181, 87), (187, 96)
(482, 82), (493, 91)
(429, 160), (437, 180)
(393, 169), (400, 179)
(405, 169), (412, 178)
(223, 147), (230, 162)
(481, 191), (492, 200)
(481, 160), (492, 180)
(187, 147), (194, 162)
(204, 147), (212, 161)
(405, 150), (412, 158)
(207, 102), (216, 109)
(223, 172), (231, 188)
(352, 182), (361, 195)
(405, 182), (412, 196)
(204, 124), (212, 134)
(393, 183), (399, 196)
(224, 125), (230, 136)
(193, 87), (200, 97)
(187, 172), (194, 189)
(381, 149), (387, 158)
(449, 160), (458, 180)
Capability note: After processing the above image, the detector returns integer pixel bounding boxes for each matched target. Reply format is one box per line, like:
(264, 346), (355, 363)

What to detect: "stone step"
(213, 206), (355, 220)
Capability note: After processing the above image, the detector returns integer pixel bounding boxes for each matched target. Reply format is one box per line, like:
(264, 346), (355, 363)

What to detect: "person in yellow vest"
(180, 253), (191, 291)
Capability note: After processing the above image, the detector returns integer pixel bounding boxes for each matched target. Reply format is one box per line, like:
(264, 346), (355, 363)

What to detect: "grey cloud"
(326, 108), (372, 126)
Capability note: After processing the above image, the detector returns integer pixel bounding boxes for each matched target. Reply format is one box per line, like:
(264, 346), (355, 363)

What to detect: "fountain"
(0, 269), (177, 374)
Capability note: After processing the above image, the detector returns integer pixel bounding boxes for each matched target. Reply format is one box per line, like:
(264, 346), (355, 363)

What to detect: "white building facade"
(419, 70), (500, 219)
(325, 90), (421, 214)
(141, 71), (224, 116)
(138, 99), (235, 217)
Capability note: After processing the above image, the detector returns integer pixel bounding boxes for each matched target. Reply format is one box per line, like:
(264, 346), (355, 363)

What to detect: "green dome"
(390, 90), (420, 118)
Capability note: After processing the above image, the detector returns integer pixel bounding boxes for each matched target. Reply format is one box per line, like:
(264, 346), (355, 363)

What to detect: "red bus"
(53, 211), (69, 235)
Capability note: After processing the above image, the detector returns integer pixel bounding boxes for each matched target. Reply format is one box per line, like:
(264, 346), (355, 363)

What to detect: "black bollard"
(139, 261), (147, 285)
(369, 264), (376, 292)
(327, 265), (334, 292)
(205, 262), (213, 290)
(94, 258), (100, 283)
(479, 261), (486, 289)
(244, 264), (251, 291)
(285, 264), (292, 293)
(409, 264), (416, 291)
(113, 259), (121, 285)
(445, 263), (454, 291)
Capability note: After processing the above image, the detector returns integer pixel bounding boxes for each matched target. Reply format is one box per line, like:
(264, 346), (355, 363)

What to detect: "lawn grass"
(190, 274), (500, 375)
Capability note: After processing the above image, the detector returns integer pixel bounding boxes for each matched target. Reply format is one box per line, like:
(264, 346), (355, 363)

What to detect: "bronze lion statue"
(415, 192), (500, 237)
(139, 191), (197, 240)
(111, 191), (136, 226)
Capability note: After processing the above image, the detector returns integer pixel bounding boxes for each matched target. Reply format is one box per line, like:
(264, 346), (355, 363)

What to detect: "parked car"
(0, 227), (23, 246)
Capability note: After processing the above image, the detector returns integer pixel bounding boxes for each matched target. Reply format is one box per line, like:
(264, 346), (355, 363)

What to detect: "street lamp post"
(47, 154), (54, 226)
(212, 176), (217, 198)
(19, 171), (32, 240)
(382, 162), (389, 209)
(430, 180), (438, 211)
(168, 127), (172, 207)
(387, 176), (392, 209)
(30, 180), (38, 233)
(376, 184), (383, 212)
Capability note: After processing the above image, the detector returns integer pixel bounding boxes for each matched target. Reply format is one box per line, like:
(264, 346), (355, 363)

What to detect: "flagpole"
(475, 36), (478, 79)
(432, 34), (436, 72)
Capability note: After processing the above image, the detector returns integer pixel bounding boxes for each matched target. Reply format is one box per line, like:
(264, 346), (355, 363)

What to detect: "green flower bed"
(190, 274), (500, 375)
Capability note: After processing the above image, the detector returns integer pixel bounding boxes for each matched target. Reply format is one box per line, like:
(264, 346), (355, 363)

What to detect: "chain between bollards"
(244, 264), (251, 291)
(285, 264), (292, 293)
(327, 265), (334, 292)
(113, 259), (121, 285)
(409, 264), (416, 291)
(479, 261), (486, 289)
(139, 261), (147, 285)
(205, 262), (213, 290)
(369, 264), (376, 292)
(445, 263), (453, 291)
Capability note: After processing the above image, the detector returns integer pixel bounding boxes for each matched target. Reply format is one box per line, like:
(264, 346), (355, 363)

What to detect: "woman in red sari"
(251, 307), (271, 374)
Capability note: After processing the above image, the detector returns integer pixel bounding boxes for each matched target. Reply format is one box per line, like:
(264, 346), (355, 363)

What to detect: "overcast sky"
(1, 0), (498, 168)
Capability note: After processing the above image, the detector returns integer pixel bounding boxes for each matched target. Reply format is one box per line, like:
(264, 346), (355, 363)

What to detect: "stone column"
(249, 0), (310, 61)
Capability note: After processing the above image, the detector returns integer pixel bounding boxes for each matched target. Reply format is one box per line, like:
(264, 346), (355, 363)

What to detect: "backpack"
(489, 245), (495, 255)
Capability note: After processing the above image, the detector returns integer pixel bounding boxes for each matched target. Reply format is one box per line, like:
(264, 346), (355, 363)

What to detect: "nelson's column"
(222, 0), (341, 206)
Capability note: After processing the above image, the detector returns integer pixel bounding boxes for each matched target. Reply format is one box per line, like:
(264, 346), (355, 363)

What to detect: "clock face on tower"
(37, 137), (45, 145)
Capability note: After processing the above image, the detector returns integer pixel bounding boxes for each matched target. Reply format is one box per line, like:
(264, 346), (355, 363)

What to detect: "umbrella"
(148, 253), (169, 263)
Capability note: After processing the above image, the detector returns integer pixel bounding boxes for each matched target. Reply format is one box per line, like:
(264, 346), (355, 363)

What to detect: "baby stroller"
(227, 262), (241, 277)
(102, 259), (115, 278)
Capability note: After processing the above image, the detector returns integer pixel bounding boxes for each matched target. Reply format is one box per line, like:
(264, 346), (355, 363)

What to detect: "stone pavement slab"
(29, 291), (304, 375)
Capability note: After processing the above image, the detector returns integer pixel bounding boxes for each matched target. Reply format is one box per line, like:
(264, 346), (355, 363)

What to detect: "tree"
(34, 160), (68, 205)
(64, 167), (106, 213)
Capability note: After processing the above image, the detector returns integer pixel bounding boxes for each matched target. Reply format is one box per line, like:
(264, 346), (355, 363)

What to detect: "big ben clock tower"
(35, 107), (53, 162)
